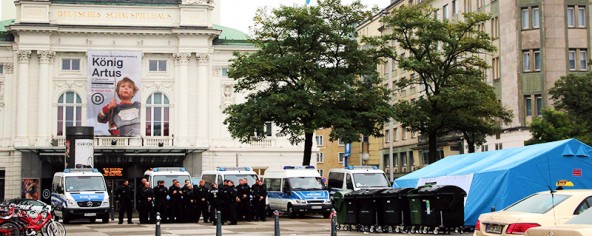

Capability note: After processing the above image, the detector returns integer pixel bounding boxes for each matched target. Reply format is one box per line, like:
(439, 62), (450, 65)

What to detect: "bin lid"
(333, 190), (352, 199)
(417, 185), (466, 196)
(381, 187), (413, 195)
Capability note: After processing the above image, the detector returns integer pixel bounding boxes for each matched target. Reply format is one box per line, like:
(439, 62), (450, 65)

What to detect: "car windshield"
(567, 207), (592, 224)
(503, 193), (571, 214)
(289, 177), (324, 190)
(154, 175), (191, 187)
(353, 173), (390, 188)
(65, 176), (106, 192)
(226, 174), (258, 186)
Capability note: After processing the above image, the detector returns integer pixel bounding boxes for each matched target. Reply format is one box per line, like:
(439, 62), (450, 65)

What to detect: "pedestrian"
(153, 180), (169, 223)
(208, 183), (221, 225)
(252, 179), (267, 221)
(195, 180), (210, 223)
(220, 179), (229, 223)
(116, 180), (133, 224)
(237, 178), (251, 221)
(225, 180), (239, 225)
(137, 180), (147, 224)
(183, 183), (196, 222)
(140, 182), (154, 224)
(168, 180), (183, 223)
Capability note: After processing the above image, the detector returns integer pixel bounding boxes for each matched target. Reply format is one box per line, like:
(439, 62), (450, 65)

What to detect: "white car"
(525, 207), (592, 236)
(474, 190), (592, 236)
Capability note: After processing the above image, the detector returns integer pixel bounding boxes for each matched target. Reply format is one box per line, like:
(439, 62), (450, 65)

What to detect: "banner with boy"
(87, 51), (142, 136)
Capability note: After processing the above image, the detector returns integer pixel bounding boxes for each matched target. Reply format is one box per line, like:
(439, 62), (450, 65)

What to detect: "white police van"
(51, 168), (110, 224)
(201, 167), (259, 186)
(264, 166), (332, 218)
(143, 167), (191, 187)
(327, 166), (390, 196)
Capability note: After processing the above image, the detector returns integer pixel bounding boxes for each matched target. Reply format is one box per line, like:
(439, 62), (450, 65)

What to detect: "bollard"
(155, 212), (161, 236)
(274, 210), (280, 236)
(330, 210), (337, 236)
(216, 210), (222, 236)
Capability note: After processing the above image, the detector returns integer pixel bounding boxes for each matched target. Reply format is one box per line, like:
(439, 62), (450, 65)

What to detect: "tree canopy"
(223, 0), (393, 165)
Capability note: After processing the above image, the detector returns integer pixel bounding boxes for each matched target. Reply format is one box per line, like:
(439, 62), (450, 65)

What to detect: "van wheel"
(62, 213), (70, 224)
(322, 212), (331, 218)
(102, 216), (109, 223)
(266, 205), (273, 217)
(89, 218), (96, 223)
(287, 205), (296, 218)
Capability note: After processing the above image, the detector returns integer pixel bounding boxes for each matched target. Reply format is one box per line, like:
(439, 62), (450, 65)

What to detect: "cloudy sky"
(220, 0), (392, 34)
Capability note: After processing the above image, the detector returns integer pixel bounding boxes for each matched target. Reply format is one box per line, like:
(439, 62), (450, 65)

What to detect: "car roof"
(535, 189), (592, 195)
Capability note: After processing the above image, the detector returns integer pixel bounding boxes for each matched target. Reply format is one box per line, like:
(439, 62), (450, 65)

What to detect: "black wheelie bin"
(355, 189), (383, 232)
(343, 190), (358, 230)
(378, 188), (413, 232)
(416, 185), (466, 234)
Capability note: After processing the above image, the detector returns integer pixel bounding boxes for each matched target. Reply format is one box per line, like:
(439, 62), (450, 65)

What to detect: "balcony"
(51, 136), (175, 147)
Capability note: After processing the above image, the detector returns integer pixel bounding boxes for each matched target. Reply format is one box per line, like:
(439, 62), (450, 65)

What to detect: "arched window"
(57, 92), (82, 136)
(146, 92), (170, 136)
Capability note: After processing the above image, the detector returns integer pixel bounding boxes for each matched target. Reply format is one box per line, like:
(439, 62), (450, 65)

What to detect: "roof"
(212, 24), (252, 46)
(0, 19), (14, 42)
(51, 0), (180, 5)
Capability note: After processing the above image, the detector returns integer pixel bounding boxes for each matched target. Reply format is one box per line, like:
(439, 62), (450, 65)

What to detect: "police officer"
(219, 180), (229, 223)
(207, 183), (221, 225)
(183, 183), (196, 222)
(252, 179), (267, 221)
(237, 178), (251, 221)
(168, 180), (183, 223)
(139, 182), (154, 224)
(225, 180), (239, 225)
(153, 180), (169, 223)
(116, 180), (133, 224)
(195, 180), (210, 223)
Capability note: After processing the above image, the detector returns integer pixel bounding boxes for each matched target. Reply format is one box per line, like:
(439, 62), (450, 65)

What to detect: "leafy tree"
(223, 0), (393, 165)
(368, 1), (502, 162)
(526, 73), (592, 146)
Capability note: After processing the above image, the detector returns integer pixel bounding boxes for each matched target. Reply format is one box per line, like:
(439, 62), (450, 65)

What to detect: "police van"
(264, 166), (332, 218)
(51, 168), (110, 224)
(201, 167), (259, 186)
(327, 166), (390, 196)
(143, 167), (191, 187)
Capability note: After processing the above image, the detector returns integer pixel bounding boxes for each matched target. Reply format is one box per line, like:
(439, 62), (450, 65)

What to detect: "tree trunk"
(428, 132), (438, 164)
(467, 140), (476, 153)
(302, 132), (314, 166)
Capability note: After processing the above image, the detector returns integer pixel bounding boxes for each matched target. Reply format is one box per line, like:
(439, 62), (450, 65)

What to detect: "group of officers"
(115, 177), (268, 225)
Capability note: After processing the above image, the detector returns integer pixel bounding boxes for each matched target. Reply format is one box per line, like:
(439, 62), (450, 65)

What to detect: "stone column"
(196, 53), (209, 145)
(36, 51), (55, 146)
(174, 52), (191, 146)
(15, 50), (31, 146)
(0, 63), (13, 147)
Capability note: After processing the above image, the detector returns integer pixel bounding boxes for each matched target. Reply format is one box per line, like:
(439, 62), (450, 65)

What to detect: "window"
(328, 172), (344, 189)
(337, 139), (344, 146)
(443, 4), (449, 20)
(573, 197), (592, 215)
(264, 121), (272, 136)
(492, 57), (500, 80)
(315, 135), (323, 146)
(434, 10), (439, 19)
(569, 50), (577, 70)
(421, 151), (429, 165)
(567, 6), (575, 27)
(0, 65), (3, 74)
(317, 152), (324, 163)
(62, 59), (80, 71)
(384, 129), (390, 143)
(534, 50), (541, 71)
(57, 92), (82, 136)
(464, 0), (472, 12)
(338, 152), (345, 163)
(400, 152), (407, 166)
(481, 145), (489, 152)
(522, 8), (530, 29)
(532, 7), (540, 28)
(0, 169), (4, 201)
(580, 50), (588, 71)
(402, 129), (408, 140)
(394, 127), (399, 141)
(525, 96), (532, 116)
(222, 67), (229, 77)
(409, 151), (414, 166)
(578, 6), (586, 27)
(523, 51), (531, 72)
(148, 60), (167, 72)
(317, 169), (324, 177)
(535, 95), (543, 116)
(267, 178), (281, 191)
(146, 93), (170, 136)
(495, 143), (503, 150)
(452, 0), (458, 16)
(491, 17), (499, 39)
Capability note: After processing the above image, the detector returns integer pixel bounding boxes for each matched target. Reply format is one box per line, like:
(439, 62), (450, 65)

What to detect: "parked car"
(525, 207), (592, 236)
(474, 190), (592, 236)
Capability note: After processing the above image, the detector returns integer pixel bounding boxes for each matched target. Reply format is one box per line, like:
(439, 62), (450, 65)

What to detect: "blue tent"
(393, 138), (592, 226)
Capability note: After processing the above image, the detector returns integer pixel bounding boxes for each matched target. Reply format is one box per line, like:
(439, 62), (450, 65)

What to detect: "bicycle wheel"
(42, 221), (66, 236)
(0, 221), (21, 236)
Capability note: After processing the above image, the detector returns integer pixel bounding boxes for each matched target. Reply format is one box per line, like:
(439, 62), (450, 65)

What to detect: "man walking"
(116, 180), (133, 224)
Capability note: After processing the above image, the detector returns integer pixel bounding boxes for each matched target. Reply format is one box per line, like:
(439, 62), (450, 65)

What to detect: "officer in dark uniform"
(183, 183), (196, 222)
(153, 180), (169, 223)
(116, 180), (134, 224)
(195, 180), (210, 223)
(207, 183), (221, 225)
(219, 180), (229, 223)
(225, 180), (239, 225)
(139, 182), (154, 224)
(252, 179), (267, 221)
(237, 178), (251, 221)
(168, 181), (183, 223)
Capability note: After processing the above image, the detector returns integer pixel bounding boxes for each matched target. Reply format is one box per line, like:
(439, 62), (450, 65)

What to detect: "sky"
(220, 0), (392, 34)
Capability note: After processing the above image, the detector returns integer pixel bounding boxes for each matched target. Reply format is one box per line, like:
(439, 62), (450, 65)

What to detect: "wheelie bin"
(407, 185), (432, 233)
(355, 189), (383, 232)
(343, 191), (358, 230)
(378, 188), (413, 233)
(416, 185), (466, 234)
(332, 190), (351, 230)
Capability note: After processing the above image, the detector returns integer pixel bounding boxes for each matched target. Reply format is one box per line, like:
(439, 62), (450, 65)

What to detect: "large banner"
(87, 51), (142, 136)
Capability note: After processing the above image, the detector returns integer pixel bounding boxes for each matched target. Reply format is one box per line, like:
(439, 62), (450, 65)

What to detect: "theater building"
(0, 0), (308, 203)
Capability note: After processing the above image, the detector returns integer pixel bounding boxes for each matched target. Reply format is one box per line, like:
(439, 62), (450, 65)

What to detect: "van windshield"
(226, 174), (258, 186)
(353, 173), (390, 188)
(154, 175), (191, 186)
(65, 176), (106, 192)
(289, 177), (324, 190)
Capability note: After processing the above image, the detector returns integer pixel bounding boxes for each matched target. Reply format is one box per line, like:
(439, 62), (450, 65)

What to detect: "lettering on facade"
(56, 10), (173, 20)
(91, 57), (123, 77)
(23, 7), (46, 18)
(103, 168), (124, 177)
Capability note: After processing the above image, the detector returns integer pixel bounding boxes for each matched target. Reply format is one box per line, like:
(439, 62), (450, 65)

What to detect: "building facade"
(0, 0), (309, 202)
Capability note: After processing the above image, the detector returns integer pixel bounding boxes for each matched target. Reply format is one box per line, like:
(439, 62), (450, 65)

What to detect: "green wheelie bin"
(333, 190), (351, 230)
